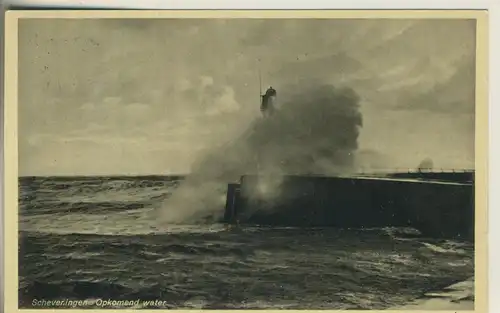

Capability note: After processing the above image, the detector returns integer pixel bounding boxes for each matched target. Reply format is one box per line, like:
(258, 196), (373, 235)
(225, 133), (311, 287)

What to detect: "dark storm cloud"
(18, 18), (476, 176)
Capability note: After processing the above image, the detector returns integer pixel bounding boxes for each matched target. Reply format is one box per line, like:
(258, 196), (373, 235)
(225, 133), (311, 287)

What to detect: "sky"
(18, 18), (476, 176)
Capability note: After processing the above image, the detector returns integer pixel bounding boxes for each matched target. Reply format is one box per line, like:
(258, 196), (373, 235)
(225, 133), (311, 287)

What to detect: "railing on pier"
(356, 168), (474, 184)
(357, 168), (474, 175)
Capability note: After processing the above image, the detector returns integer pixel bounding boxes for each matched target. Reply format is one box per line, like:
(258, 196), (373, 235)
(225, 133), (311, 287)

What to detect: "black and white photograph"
(4, 10), (488, 311)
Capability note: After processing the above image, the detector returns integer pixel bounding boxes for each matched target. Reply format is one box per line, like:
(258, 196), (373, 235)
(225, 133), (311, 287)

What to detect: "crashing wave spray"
(158, 82), (363, 224)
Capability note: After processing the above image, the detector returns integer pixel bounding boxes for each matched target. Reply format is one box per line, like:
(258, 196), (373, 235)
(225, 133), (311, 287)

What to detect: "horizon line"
(17, 168), (476, 178)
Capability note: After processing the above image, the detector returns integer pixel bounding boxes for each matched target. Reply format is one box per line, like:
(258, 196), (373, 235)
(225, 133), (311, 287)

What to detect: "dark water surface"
(19, 176), (474, 309)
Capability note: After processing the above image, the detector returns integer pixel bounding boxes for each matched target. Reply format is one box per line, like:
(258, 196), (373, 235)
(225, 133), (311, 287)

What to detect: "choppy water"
(19, 176), (474, 309)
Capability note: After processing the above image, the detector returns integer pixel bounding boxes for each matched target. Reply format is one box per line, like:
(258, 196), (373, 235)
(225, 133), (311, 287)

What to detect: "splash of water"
(158, 84), (363, 224)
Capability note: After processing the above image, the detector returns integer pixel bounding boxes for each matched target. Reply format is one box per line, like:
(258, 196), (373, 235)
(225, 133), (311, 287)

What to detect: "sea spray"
(417, 158), (434, 171)
(159, 84), (363, 224)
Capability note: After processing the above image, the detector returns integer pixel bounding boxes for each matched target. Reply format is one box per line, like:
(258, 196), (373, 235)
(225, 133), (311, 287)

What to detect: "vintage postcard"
(3, 9), (488, 312)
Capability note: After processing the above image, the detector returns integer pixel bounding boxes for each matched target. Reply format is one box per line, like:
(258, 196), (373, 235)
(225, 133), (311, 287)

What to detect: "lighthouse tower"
(260, 86), (277, 117)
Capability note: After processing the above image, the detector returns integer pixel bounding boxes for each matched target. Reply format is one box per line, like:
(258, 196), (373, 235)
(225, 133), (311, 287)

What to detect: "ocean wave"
(19, 220), (230, 236)
(18, 176), (475, 310)
(418, 242), (469, 256)
(19, 176), (181, 217)
(19, 228), (474, 310)
(21, 201), (155, 216)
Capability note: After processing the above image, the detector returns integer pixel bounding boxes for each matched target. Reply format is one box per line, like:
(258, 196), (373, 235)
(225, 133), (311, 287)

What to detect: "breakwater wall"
(224, 174), (474, 240)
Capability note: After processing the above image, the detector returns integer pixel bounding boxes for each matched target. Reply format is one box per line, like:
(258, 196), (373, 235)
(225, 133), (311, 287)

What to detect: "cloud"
(397, 56), (476, 114)
(18, 18), (476, 175)
(206, 86), (240, 116)
(200, 75), (214, 88)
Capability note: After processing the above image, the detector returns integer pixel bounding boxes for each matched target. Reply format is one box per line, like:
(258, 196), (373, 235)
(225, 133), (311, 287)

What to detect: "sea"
(18, 176), (474, 310)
